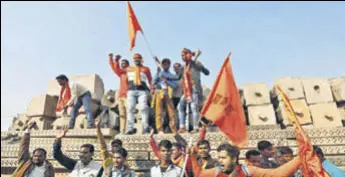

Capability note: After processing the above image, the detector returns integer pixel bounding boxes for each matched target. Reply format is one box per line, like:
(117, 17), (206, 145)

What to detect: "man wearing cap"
(125, 53), (153, 135)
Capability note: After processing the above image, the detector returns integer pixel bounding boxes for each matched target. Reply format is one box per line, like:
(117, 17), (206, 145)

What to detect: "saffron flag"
(126, 1), (143, 51)
(201, 53), (248, 147)
(276, 86), (330, 177)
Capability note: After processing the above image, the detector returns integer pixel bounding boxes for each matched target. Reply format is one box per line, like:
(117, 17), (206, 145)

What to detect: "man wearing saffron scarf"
(12, 121), (55, 177)
(190, 143), (303, 177)
(108, 53), (130, 134)
(125, 53), (153, 135)
(55, 74), (93, 129)
(174, 48), (210, 133)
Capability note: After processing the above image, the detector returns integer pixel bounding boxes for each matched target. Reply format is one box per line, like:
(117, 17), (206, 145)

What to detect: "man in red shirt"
(109, 53), (129, 134)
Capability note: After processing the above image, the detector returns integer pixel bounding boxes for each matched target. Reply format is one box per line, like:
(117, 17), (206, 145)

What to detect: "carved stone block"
(277, 99), (312, 126)
(12, 114), (29, 131)
(248, 104), (277, 125)
(273, 77), (305, 100)
(310, 103), (343, 128)
(329, 76), (345, 102)
(28, 116), (55, 130)
(243, 83), (271, 106)
(26, 94), (58, 117)
(303, 78), (334, 105)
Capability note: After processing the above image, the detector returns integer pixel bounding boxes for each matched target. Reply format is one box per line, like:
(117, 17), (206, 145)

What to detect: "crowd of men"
(12, 119), (344, 177)
(55, 48), (209, 135)
(11, 49), (344, 176)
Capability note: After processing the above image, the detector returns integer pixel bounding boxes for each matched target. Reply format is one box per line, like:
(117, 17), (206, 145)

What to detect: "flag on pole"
(276, 86), (330, 177)
(126, 1), (143, 51)
(201, 53), (248, 147)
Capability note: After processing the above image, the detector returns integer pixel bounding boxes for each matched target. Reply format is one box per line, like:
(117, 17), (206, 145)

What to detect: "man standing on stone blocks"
(173, 48), (210, 133)
(12, 121), (55, 177)
(172, 62), (183, 130)
(53, 126), (102, 176)
(108, 53), (130, 134)
(55, 74), (94, 129)
(152, 57), (178, 135)
(125, 53), (153, 135)
(172, 62), (183, 108)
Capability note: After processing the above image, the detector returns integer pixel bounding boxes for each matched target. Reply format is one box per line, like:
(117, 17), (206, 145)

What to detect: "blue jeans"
(178, 90), (202, 129)
(69, 91), (93, 128)
(126, 90), (149, 132)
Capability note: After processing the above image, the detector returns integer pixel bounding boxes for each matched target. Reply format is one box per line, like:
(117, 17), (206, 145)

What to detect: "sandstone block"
(26, 94), (58, 117)
(329, 76), (345, 102)
(12, 114), (29, 131)
(277, 99), (312, 126)
(243, 83), (271, 106)
(310, 102), (343, 128)
(28, 116), (56, 130)
(248, 104), (277, 125)
(303, 78), (333, 105)
(273, 77), (305, 100)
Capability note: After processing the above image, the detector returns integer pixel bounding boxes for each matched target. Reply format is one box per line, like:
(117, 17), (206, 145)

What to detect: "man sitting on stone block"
(12, 121), (55, 177)
(55, 74), (94, 129)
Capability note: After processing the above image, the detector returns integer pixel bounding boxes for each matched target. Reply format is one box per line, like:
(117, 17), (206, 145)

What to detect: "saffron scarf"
(56, 83), (71, 112)
(182, 63), (193, 102)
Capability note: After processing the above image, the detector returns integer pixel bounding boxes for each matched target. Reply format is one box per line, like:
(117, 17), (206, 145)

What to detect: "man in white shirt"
(53, 126), (102, 177)
(150, 140), (182, 177)
(55, 74), (94, 129)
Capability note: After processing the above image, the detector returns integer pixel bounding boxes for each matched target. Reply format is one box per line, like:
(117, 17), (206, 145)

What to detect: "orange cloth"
(200, 53), (248, 147)
(127, 1), (143, 51)
(276, 86), (331, 177)
(56, 83), (71, 112)
(109, 59), (128, 98)
(126, 66), (152, 87)
(191, 155), (302, 177)
(182, 64), (193, 101)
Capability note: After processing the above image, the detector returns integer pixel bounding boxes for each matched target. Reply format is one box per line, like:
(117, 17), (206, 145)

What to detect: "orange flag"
(276, 86), (330, 177)
(126, 1), (143, 51)
(201, 53), (248, 147)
